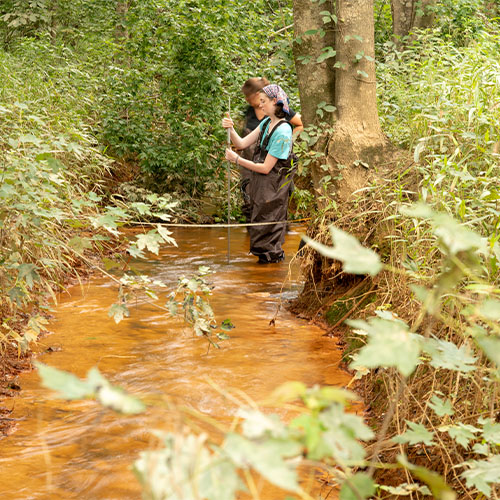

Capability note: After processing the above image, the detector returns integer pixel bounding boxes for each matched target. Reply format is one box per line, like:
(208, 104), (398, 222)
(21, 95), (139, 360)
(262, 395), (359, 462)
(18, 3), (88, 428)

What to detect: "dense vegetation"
(1, 0), (500, 498)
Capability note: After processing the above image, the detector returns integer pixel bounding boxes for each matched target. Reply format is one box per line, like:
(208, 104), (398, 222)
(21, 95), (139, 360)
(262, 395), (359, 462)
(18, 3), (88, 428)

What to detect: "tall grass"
(378, 31), (500, 247)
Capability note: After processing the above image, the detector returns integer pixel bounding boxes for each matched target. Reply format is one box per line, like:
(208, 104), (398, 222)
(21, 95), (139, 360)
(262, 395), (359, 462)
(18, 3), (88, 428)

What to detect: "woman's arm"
(225, 148), (277, 175)
(222, 114), (260, 150)
(289, 113), (304, 138)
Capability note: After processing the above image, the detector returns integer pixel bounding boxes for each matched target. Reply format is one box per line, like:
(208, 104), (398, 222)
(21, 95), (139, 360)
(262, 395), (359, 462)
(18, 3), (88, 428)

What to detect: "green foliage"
(307, 204), (500, 496)
(166, 266), (234, 347)
(99, 0), (296, 195)
(302, 226), (382, 276)
(36, 362), (146, 414)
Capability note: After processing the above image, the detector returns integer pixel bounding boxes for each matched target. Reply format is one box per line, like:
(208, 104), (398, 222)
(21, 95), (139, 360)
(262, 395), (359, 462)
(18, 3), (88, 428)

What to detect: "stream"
(0, 226), (352, 499)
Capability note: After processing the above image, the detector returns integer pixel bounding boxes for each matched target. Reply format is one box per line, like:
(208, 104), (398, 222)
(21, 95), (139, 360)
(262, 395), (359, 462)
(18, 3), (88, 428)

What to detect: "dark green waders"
(248, 119), (296, 263)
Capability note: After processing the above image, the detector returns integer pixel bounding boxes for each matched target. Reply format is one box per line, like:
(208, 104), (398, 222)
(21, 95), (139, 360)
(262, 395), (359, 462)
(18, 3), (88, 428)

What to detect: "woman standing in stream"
(223, 84), (296, 264)
(238, 78), (303, 221)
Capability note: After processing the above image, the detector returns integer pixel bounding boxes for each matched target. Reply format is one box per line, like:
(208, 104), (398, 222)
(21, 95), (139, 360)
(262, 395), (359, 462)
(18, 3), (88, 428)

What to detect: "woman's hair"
(259, 90), (287, 118)
(241, 77), (270, 97)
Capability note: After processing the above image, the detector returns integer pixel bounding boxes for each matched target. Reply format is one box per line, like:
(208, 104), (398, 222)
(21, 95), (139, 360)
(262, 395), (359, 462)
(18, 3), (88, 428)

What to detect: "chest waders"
(249, 118), (296, 263)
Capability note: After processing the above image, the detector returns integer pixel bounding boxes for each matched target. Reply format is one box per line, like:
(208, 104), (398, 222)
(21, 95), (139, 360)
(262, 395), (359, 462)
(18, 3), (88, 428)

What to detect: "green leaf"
(349, 316), (422, 377)
(317, 404), (374, 462)
(380, 483), (432, 496)
(461, 455), (500, 497)
(17, 263), (40, 289)
(340, 473), (375, 500)
(223, 433), (301, 492)
(290, 413), (324, 459)
(401, 204), (485, 256)
(440, 423), (479, 448)
(135, 230), (163, 255)
(425, 339), (477, 372)
(304, 29), (318, 35)
(477, 299), (500, 321)
(479, 417), (500, 445)
(428, 395), (454, 417)
(302, 226), (382, 276)
(134, 433), (244, 500)
(220, 318), (235, 331)
(398, 455), (456, 500)
(36, 362), (92, 400)
(108, 303), (130, 324)
(316, 47), (336, 63)
(475, 334), (500, 367)
(67, 236), (92, 254)
(394, 421), (435, 446)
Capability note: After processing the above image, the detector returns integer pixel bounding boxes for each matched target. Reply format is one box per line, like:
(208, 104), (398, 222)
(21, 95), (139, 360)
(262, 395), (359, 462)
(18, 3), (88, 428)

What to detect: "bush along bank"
(0, 44), (181, 420)
(293, 30), (500, 497)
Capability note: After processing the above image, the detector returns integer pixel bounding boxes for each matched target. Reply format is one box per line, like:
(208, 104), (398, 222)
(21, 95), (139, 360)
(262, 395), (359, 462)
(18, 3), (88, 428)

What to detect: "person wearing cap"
(223, 84), (297, 264)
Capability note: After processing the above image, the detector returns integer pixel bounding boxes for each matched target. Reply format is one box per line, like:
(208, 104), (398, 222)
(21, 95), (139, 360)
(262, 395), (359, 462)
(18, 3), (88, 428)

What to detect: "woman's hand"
(222, 112), (234, 129)
(225, 148), (239, 163)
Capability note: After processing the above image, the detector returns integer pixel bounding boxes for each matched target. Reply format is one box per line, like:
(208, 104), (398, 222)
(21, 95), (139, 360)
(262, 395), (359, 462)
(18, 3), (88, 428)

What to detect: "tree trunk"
(391, 0), (434, 41)
(292, 0), (337, 200)
(324, 0), (386, 202)
(413, 0), (435, 30)
(391, 0), (415, 41)
(292, 0), (336, 126)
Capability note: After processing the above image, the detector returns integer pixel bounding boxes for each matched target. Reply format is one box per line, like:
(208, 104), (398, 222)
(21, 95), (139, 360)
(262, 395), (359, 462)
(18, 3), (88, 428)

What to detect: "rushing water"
(0, 227), (352, 500)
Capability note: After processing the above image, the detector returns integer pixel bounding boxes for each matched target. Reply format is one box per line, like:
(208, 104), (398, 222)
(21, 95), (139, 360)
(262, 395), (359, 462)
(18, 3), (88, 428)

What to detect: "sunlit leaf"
(135, 230), (163, 255)
(380, 483), (432, 496)
(348, 317), (422, 377)
(440, 423), (480, 448)
(270, 381), (307, 404)
(477, 299), (500, 321)
(157, 224), (178, 246)
(475, 334), (500, 367)
(302, 226), (382, 276)
(340, 473), (375, 500)
(398, 455), (456, 500)
(425, 339), (477, 372)
(95, 381), (146, 414)
(461, 455), (500, 496)
(224, 433), (301, 492)
(108, 303), (130, 324)
(479, 417), (500, 445)
(238, 409), (287, 439)
(428, 395), (454, 417)
(394, 421), (435, 446)
(134, 433), (244, 500)
(36, 362), (92, 400)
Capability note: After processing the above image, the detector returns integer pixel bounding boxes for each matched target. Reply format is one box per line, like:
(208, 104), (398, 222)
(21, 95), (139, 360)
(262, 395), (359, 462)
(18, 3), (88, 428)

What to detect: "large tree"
(391, 0), (435, 41)
(293, 0), (386, 203)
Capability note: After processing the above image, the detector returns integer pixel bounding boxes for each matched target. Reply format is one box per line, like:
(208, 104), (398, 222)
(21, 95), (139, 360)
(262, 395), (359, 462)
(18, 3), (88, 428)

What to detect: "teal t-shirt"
(259, 120), (292, 160)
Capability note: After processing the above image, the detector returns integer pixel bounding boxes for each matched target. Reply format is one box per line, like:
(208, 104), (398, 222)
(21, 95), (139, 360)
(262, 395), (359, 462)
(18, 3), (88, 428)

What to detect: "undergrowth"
(295, 30), (500, 497)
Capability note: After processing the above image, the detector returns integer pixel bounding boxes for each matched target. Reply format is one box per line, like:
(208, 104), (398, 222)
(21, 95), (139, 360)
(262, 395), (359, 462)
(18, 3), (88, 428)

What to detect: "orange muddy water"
(0, 227), (351, 500)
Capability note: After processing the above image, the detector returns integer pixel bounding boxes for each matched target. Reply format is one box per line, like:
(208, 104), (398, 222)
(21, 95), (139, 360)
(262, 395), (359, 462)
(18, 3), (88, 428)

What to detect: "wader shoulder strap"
(261, 119), (293, 151)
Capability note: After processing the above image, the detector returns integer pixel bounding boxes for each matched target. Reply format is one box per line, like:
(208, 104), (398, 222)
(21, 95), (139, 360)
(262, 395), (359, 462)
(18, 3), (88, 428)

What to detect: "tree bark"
(292, 0), (336, 126)
(292, 0), (337, 200)
(391, 0), (434, 41)
(325, 0), (386, 202)
(391, 0), (415, 41)
(413, 0), (435, 30)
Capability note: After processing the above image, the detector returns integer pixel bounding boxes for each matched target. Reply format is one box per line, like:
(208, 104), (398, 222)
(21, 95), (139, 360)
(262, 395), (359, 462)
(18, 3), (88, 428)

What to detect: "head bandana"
(262, 84), (290, 115)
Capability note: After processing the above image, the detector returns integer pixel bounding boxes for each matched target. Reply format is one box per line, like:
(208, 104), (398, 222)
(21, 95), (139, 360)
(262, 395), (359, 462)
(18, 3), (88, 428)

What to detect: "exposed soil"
(0, 344), (32, 436)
